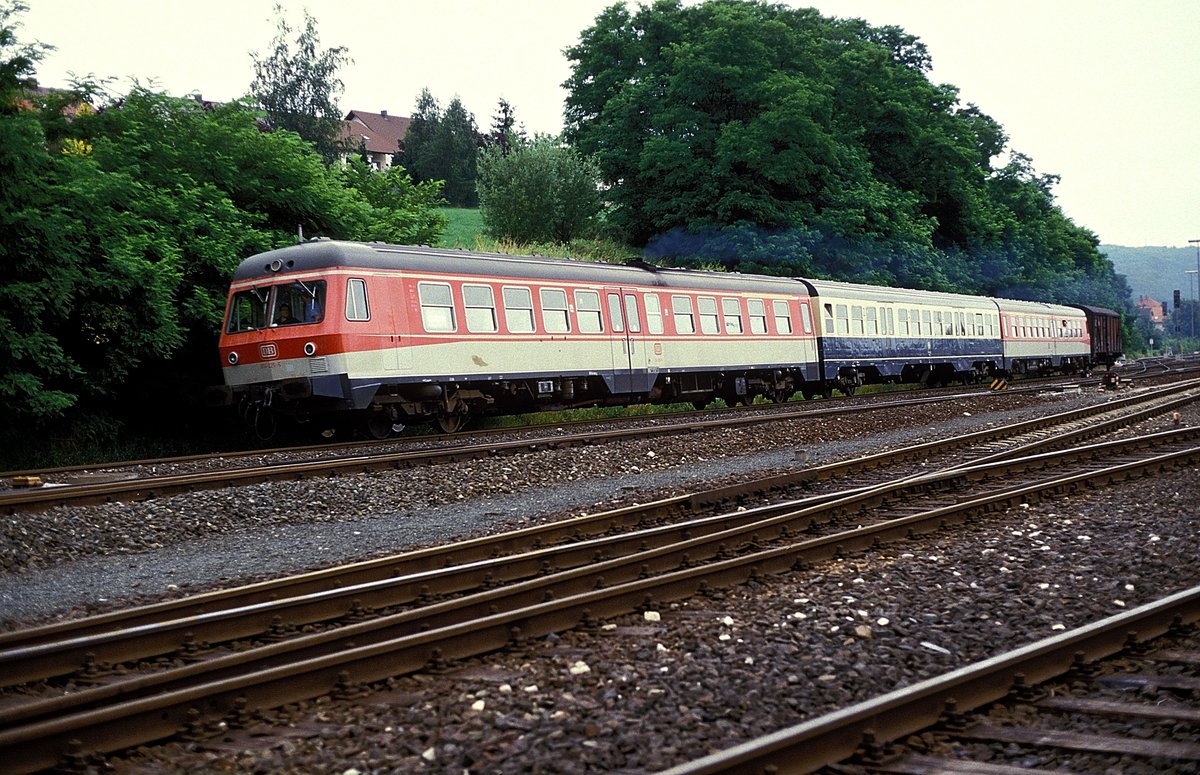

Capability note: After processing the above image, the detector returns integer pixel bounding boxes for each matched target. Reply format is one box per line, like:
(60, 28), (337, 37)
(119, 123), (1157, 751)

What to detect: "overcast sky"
(17, 0), (1200, 248)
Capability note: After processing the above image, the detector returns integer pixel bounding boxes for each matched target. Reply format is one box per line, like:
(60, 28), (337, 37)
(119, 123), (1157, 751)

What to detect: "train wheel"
(436, 413), (466, 434)
(363, 412), (393, 440)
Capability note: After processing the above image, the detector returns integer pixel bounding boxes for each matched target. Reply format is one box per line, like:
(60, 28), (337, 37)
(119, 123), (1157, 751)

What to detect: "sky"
(16, 0), (1200, 249)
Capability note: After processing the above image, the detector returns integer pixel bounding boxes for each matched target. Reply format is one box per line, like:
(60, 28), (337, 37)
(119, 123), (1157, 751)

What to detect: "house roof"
(342, 110), (411, 156)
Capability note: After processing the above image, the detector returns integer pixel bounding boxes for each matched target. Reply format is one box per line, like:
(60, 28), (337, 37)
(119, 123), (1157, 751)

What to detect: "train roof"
(799, 277), (999, 309)
(233, 240), (816, 295)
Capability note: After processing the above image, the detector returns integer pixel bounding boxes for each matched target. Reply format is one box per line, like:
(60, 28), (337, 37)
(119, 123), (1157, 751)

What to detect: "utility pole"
(1190, 239), (1200, 344)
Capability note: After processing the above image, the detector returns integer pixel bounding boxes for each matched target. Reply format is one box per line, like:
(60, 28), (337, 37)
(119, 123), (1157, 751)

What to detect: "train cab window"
(624, 295), (642, 333)
(226, 289), (269, 333)
(575, 290), (603, 334)
(865, 307), (878, 336)
(646, 293), (664, 334)
(850, 306), (864, 335)
(722, 298), (743, 334)
(464, 284), (498, 333)
(418, 282), (456, 332)
(799, 302), (813, 334)
(502, 287), (535, 333)
(773, 300), (793, 334)
(750, 299), (769, 334)
(672, 295), (695, 334)
(263, 279), (327, 327)
(345, 279), (369, 322)
(540, 288), (570, 333)
(698, 297), (720, 334)
(898, 309), (910, 336)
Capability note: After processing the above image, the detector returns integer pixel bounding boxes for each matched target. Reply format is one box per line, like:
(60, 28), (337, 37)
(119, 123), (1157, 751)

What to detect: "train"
(209, 240), (1123, 438)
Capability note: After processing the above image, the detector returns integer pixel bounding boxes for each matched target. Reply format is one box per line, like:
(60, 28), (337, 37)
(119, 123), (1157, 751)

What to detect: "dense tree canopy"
(0, 3), (444, 447)
(565, 0), (1127, 309)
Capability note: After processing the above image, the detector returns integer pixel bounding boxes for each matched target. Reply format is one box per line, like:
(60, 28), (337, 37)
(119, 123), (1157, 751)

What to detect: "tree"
(485, 98), (525, 155)
(249, 4), (351, 163)
(477, 135), (603, 244)
(563, 0), (1128, 311)
(399, 89), (480, 207)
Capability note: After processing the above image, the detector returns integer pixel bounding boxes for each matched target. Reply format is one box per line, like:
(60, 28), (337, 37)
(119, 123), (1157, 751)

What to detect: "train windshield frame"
(225, 280), (327, 333)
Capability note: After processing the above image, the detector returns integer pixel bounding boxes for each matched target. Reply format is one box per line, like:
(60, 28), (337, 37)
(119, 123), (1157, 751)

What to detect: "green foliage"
(250, 4), (351, 163)
(399, 89), (480, 207)
(338, 158), (446, 244)
(477, 135), (604, 244)
(0, 7), (445, 451)
(565, 0), (1127, 309)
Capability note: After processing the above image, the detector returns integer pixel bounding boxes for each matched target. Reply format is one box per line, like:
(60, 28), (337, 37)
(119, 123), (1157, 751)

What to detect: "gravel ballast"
(1, 387), (1198, 773)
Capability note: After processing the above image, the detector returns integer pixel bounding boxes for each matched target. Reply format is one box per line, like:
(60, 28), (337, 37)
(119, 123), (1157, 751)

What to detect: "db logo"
(259, 343), (278, 359)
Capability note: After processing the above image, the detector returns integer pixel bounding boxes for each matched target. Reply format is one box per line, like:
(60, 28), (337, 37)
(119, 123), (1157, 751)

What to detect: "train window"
(502, 287), (535, 333)
(268, 280), (326, 326)
(226, 289), (269, 333)
(722, 298), (743, 334)
(850, 306), (864, 336)
(646, 294), (663, 334)
(955, 312), (966, 337)
(865, 307), (878, 336)
(835, 304), (849, 335)
(576, 290), (603, 334)
(464, 284), (497, 333)
(345, 279), (369, 322)
(419, 282), (456, 332)
(920, 310), (931, 336)
(672, 295), (695, 334)
(750, 300), (769, 334)
(541, 288), (570, 333)
(773, 300), (793, 334)
(898, 309), (910, 336)
(975, 313), (984, 336)
(607, 293), (625, 333)
(698, 297), (720, 334)
(624, 295), (641, 333)
(884, 308), (894, 335)
(799, 302), (813, 334)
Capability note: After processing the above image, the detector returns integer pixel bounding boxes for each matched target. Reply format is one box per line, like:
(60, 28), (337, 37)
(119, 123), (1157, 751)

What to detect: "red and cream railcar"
(215, 240), (821, 435)
(995, 299), (1090, 374)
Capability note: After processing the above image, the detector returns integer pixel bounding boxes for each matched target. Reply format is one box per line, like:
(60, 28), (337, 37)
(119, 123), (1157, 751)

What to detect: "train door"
(384, 278), (412, 372)
(606, 288), (649, 395)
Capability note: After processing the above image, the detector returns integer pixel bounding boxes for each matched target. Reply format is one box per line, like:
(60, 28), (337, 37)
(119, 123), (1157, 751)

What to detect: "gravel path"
(1, 390), (1117, 627)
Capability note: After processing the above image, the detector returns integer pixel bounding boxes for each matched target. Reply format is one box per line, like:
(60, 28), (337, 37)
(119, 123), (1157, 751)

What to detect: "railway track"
(664, 586), (1200, 774)
(0, 374), (1194, 515)
(0, 385), (1197, 772)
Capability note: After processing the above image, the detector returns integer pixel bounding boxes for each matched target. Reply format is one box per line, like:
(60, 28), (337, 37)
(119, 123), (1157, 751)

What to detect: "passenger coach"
(214, 240), (821, 436)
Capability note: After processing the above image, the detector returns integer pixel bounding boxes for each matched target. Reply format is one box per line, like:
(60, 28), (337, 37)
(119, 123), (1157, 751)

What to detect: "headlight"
(304, 342), (317, 356)
(227, 351), (239, 365)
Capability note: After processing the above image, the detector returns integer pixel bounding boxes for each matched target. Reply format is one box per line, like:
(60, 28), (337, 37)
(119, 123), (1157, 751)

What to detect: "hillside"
(1101, 244), (1200, 307)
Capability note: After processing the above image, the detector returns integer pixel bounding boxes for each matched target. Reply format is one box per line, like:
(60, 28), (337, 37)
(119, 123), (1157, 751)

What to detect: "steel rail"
(660, 586), (1200, 775)
(0, 370), (1117, 483)
(0, 386), (1039, 513)
(2, 425), (1198, 693)
(1, 442), (1196, 773)
(3, 427), (1197, 723)
(1, 380), (1195, 654)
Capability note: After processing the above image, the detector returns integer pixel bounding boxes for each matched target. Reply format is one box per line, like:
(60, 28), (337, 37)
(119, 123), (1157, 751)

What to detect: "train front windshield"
(225, 280), (327, 333)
